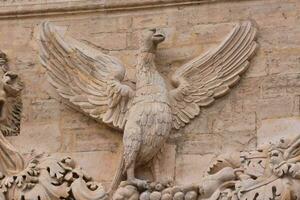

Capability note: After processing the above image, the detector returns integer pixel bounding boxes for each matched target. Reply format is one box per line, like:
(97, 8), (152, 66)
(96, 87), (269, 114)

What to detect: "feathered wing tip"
(170, 20), (258, 130)
(38, 21), (135, 130)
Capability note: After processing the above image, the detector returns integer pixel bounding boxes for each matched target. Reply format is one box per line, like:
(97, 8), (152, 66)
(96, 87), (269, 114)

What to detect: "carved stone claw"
(128, 178), (149, 190)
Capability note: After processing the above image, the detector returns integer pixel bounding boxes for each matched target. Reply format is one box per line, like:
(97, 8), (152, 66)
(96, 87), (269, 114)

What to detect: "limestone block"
(182, 115), (210, 135)
(132, 14), (167, 29)
(126, 31), (140, 50)
(177, 134), (219, 155)
(256, 96), (295, 120)
(87, 16), (132, 33)
(212, 112), (256, 133)
(267, 48), (300, 75)
(73, 127), (122, 153)
(192, 23), (235, 44)
(110, 50), (138, 70)
(60, 110), (96, 131)
(287, 74), (300, 94)
(257, 117), (300, 147)
(234, 77), (262, 98)
(27, 98), (61, 123)
(218, 131), (256, 152)
(156, 45), (203, 66)
(261, 75), (287, 98)
(8, 121), (61, 153)
(244, 48), (268, 78)
(91, 32), (127, 50)
(158, 144), (176, 182)
(175, 154), (215, 185)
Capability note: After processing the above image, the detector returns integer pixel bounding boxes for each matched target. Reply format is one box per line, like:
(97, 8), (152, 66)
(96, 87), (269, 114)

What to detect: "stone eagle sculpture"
(39, 21), (258, 192)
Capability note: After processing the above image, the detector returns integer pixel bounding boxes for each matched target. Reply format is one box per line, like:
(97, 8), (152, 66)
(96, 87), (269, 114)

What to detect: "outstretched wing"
(170, 21), (258, 129)
(39, 22), (135, 130)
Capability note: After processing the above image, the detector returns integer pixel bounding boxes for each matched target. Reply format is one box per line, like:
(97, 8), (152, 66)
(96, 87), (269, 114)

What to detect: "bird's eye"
(149, 28), (156, 33)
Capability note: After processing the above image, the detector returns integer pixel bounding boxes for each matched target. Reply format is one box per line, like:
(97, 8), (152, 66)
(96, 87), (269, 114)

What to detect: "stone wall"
(0, 0), (299, 188)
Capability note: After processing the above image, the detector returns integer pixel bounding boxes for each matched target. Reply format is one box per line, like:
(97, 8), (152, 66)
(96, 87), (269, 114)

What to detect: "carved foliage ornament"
(112, 134), (300, 200)
(0, 154), (108, 200)
(0, 53), (107, 200)
(38, 20), (258, 193)
(205, 135), (300, 200)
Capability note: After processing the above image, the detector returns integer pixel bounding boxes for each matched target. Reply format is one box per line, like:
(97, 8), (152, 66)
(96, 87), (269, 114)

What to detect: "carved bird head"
(139, 28), (165, 53)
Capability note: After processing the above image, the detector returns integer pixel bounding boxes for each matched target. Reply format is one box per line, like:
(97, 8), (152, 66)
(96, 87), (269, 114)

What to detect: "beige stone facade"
(0, 0), (299, 190)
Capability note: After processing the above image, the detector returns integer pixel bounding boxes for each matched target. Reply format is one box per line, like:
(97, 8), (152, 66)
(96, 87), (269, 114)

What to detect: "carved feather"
(169, 21), (258, 129)
(39, 22), (135, 130)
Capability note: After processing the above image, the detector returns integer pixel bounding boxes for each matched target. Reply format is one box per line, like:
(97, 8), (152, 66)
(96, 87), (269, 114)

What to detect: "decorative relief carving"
(0, 51), (24, 176)
(0, 52), (108, 200)
(112, 134), (300, 200)
(0, 17), (297, 200)
(0, 154), (107, 200)
(38, 20), (258, 196)
(212, 135), (300, 200)
(0, 52), (23, 137)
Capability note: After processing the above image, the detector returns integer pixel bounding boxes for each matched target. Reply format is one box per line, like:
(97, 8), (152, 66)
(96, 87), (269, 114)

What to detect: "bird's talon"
(128, 178), (149, 190)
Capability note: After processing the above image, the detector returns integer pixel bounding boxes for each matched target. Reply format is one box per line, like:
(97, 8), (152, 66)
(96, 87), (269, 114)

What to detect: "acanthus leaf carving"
(1, 154), (108, 200)
(0, 52), (108, 200)
(71, 178), (108, 200)
(111, 134), (300, 200)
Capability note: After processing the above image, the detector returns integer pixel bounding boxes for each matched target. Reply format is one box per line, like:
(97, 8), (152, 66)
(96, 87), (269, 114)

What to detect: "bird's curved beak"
(152, 29), (165, 43)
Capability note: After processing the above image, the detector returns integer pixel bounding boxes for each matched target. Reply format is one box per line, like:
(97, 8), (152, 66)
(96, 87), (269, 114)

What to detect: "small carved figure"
(39, 21), (258, 193)
(0, 51), (24, 176)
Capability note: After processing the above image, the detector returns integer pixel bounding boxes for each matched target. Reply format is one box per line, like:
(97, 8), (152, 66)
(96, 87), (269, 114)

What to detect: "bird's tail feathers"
(108, 157), (125, 197)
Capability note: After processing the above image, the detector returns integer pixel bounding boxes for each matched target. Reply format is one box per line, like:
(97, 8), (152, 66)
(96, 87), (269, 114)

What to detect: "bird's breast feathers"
(133, 83), (170, 105)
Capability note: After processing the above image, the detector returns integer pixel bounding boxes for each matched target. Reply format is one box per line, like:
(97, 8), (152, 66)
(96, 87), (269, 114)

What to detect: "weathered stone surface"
(175, 154), (215, 185)
(257, 117), (300, 147)
(0, 0), (298, 192)
(157, 144), (176, 182)
(38, 13), (258, 194)
(54, 151), (122, 188)
(113, 134), (300, 200)
(9, 122), (61, 153)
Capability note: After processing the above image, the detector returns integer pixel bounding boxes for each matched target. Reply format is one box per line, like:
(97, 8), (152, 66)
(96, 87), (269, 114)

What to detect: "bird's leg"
(151, 158), (171, 184)
(126, 163), (148, 189)
(151, 157), (161, 181)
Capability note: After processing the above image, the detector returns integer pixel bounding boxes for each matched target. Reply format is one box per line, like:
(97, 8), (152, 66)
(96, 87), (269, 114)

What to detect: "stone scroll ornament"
(0, 52), (107, 200)
(39, 21), (258, 198)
